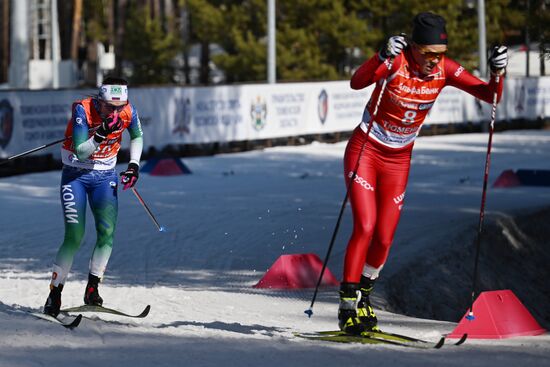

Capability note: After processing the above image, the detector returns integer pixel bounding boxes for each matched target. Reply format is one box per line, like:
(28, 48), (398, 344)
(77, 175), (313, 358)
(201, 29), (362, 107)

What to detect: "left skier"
(43, 77), (144, 317)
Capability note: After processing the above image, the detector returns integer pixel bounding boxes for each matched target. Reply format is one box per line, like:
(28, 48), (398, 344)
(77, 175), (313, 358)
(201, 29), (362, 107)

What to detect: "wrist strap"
(127, 162), (140, 171)
(93, 133), (106, 143)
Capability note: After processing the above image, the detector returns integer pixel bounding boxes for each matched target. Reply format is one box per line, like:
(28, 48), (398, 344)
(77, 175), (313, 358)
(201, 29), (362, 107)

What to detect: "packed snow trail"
(1, 130), (549, 366)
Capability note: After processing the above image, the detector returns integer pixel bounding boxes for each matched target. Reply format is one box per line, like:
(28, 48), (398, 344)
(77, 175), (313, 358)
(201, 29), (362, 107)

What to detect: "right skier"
(338, 12), (508, 335)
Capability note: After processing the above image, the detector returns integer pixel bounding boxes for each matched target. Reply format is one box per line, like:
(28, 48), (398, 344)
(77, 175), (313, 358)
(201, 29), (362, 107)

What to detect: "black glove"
(488, 45), (508, 75)
(120, 162), (139, 190)
(94, 113), (122, 143)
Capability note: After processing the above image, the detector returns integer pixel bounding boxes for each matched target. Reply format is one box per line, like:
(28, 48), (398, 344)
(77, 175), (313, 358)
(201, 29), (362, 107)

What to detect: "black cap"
(411, 12), (448, 45)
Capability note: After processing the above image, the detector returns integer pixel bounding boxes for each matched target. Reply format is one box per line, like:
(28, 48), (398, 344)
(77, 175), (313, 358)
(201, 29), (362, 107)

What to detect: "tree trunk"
(107, 0), (115, 46)
(541, 43), (546, 76)
(200, 40), (210, 85)
(1, 0), (9, 83)
(152, 0), (161, 19)
(115, 0), (128, 75)
(71, 0), (83, 61)
(178, 0), (190, 84)
(164, 0), (175, 34)
(539, 1), (546, 76)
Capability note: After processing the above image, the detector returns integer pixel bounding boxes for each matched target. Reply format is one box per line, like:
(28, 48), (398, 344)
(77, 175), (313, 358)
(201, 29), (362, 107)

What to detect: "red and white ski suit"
(343, 49), (504, 283)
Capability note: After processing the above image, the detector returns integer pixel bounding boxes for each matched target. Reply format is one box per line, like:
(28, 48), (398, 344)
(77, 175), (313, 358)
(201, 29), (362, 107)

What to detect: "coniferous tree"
(185, 0), (224, 84)
(211, 0), (267, 83)
(212, 0), (377, 82)
(73, 0), (540, 85)
(122, 3), (181, 84)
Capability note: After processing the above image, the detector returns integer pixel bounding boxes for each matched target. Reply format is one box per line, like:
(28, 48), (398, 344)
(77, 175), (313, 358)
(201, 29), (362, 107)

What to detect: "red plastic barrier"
(448, 290), (546, 339)
(493, 170), (521, 188)
(143, 158), (192, 176)
(254, 253), (340, 289)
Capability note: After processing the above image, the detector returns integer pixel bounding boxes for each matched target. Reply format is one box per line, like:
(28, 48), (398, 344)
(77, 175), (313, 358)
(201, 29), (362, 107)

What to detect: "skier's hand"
(94, 112), (122, 143)
(488, 45), (508, 76)
(379, 35), (407, 60)
(120, 162), (139, 190)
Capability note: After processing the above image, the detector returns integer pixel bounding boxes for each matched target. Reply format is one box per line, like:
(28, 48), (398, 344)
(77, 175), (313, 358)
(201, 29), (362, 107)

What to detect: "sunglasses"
(101, 102), (127, 113)
(416, 48), (446, 60)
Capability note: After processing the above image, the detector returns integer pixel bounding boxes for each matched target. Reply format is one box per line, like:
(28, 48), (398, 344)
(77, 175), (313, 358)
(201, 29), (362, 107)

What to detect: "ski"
(317, 329), (430, 343)
(316, 329), (467, 345)
(295, 332), (445, 349)
(295, 331), (467, 349)
(30, 312), (82, 329)
(60, 304), (150, 318)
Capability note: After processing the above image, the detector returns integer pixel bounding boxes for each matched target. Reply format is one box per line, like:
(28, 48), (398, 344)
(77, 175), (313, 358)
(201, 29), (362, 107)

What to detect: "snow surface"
(1, 130), (549, 367)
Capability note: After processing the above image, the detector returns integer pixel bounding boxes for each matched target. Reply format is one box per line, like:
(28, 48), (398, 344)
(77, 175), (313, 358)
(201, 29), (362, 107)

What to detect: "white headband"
(99, 84), (128, 102)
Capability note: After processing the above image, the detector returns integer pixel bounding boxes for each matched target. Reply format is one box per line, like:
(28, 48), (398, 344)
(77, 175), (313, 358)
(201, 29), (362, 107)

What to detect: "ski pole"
(467, 75), (500, 321)
(131, 187), (166, 232)
(305, 57), (395, 318)
(0, 124), (105, 166)
(0, 136), (68, 166)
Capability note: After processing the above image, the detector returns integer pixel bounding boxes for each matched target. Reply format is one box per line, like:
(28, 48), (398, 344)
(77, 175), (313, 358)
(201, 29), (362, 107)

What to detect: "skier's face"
(98, 100), (127, 118)
(411, 43), (447, 75)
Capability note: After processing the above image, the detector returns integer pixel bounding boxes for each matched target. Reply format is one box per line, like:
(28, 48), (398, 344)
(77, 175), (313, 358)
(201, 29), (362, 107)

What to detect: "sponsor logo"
(251, 96), (267, 131)
(75, 117), (83, 125)
(348, 171), (374, 191)
(0, 99), (14, 149)
(454, 66), (464, 78)
(136, 118), (143, 135)
(418, 102), (434, 110)
(393, 191), (406, 207)
(61, 185), (79, 224)
(515, 84), (525, 113)
(398, 83), (440, 95)
(317, 89), (328, 124)
(110, 86), (123, 95)
(390, 94), (418, 110)
(173, 97), (192, 135)
(382, 121), (420, 134)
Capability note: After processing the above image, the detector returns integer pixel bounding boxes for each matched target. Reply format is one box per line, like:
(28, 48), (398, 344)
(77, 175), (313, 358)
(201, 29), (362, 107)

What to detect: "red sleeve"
(444, 58), (504, 104)
(350, 53), (402, 90)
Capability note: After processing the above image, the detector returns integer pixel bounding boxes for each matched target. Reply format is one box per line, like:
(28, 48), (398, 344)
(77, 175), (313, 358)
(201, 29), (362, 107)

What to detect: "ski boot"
(43, 284), (63, 317)
(338, 282), (368, 335)
(84, 274), (103, 306)
(357, 276), (379, 331)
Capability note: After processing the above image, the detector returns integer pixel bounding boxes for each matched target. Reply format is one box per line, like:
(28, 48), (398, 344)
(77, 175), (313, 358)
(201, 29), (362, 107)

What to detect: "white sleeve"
(75, 137), (101, 160)
(129, 136), (143, 166)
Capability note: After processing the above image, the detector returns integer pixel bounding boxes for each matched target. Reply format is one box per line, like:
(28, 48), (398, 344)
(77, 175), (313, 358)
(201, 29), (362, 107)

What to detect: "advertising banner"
(0, 89), (93, 158)
(1, 76), (549, 159)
